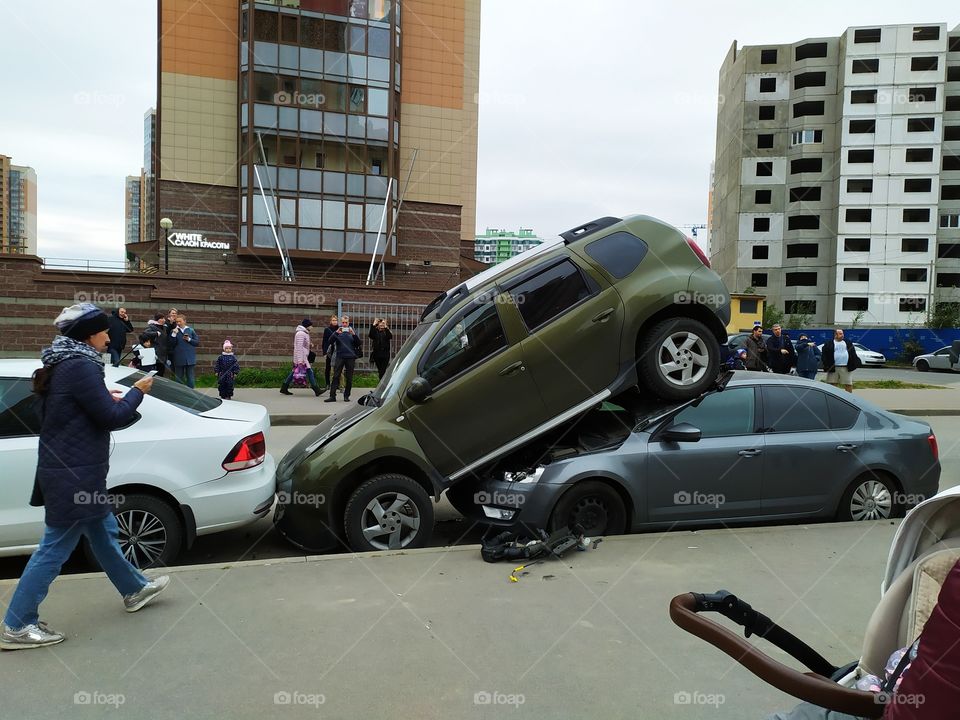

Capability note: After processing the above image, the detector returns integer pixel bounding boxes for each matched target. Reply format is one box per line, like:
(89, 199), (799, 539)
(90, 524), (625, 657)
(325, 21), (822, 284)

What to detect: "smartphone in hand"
(147, 370), (158, 377)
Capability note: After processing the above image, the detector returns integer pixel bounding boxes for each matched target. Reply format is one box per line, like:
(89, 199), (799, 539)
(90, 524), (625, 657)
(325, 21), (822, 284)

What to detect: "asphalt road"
(855, 364), (960, 386)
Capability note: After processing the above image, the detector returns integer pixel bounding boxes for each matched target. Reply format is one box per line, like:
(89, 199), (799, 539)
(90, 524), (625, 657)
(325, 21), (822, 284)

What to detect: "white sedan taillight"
(222, 432), (266, 472)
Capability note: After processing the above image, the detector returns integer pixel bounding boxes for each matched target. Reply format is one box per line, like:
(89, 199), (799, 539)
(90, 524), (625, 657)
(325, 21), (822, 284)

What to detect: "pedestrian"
(131, 331), (159, 372)
(821, 328), (861, 393)
(744, 326), (769, 371)
(0, 304), (168, 651)
(164, 308), (179, 378)
(170, 313), (200, 388)
(145, 312), (169, 377)
(369, 317), (393, 380)
(326, 314), (362, 403)
(794, 334), (821, 380)
(280, 318), (322, 396)
(322, 314), (339, 390)
(106, 307), (133, 367)
(214, 339), (240, 400)
(765, 323), (796, 375)
(725, 347), (748, 370)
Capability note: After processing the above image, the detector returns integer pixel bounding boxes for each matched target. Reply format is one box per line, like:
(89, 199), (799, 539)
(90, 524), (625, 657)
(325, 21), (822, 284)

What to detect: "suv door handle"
(592, 308), (615, 323)
(836, 444), (858, 452)
(499, 361), (525, 377)
(738, 449), (762, 457)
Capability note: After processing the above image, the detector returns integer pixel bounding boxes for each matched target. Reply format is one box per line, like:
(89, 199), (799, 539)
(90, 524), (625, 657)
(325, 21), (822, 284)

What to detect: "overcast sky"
(0, 1), (956, 262)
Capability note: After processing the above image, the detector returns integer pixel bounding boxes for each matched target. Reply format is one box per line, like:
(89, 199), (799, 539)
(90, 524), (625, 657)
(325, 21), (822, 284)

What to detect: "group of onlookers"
(106, 307), (201, 388)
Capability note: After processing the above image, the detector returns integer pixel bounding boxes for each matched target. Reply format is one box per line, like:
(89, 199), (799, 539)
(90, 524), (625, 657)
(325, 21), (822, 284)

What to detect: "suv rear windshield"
(115, 371), (223, 415)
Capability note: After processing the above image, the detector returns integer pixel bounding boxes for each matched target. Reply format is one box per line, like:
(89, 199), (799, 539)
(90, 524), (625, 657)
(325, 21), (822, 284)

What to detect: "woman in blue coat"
(169, 313), (200, 388)
(794, 333), (821, 380)
(1, 304), (169, 651)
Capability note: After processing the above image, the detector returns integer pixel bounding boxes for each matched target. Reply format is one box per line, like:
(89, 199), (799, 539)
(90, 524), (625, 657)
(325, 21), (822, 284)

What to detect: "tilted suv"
(274, 214), (731, 552)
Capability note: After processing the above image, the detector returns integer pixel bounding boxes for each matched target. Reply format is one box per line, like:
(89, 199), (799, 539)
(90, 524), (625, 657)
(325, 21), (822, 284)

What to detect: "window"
(944, 155), (960, 171)
(584, 232), (648, 280)
(790, 129), (822, 145)
(843, 268), (869, 282)
(751, 272), (768, 287)
(842, 297), (869, 312)
(900, 298), (926, 313)
(756, 161), (773, 176)
(848, 149), (874, 163)
(759, 77), (777, 92)
(943, 186), (960, 201)
(844, 238), (871, 252)
(903, 208), (931, 223)
(940, 214), (960, 229)
(951, 36), (960, 52)
(753, 217), (771, 232)
(0, 378), (42, 437)
(795, 42), (828, 61)
(670, 387), (756, 438)
(937, 274), (960, 288)
(509, 259), (593, 331)
(913, 26), (940, 41)
(939, 242), (960, 257)
(755, 189), (772, 204)
(948, 96), (960, 112)
(794, 71), (826, 89)
(847, 179), (873, 193)
(902, 238), (929, 253)
(116, 373), (221, 414)
(787, 215), (819, 230)
(752, 245), (769, 260)
(421, 302), (507, 388)
(791, 158), (822, 174)
(784, 300), (816, 314)
(758, 105), (776, 120)
(793, 100), (824, 117)
(790, 186), (821, 201)
(949, 67), (960, 81)
(846, 209), (872, 223)
(901, 268), (928, 282)
(787, 243), (819, 258)
(911, 56), (939, 71)
(904, 178), (931, 193)
(826, 394), (861, 429)
(851, 89), (877, 104)
(761, 386), (830, 433)
(785, 272), (817, 286)
(757, 133), (774, 149)
(851, 58), (880, 73)
(906, 148), (934, 162)
(907, 117), (935, 132)
(849, 119), (876, 134)
(280, 14), (298, 43)
(909, 87), (936, 102)
(760, 49), (778, 64)
(854, 28), (881, 44)
(253, 10), (278, 42)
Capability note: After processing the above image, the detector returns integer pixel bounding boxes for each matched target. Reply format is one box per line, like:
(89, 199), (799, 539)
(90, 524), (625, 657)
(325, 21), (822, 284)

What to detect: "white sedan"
(817, 342), (886, 367)
(0, 360), (276, 568)
(913, 346), (960, 372)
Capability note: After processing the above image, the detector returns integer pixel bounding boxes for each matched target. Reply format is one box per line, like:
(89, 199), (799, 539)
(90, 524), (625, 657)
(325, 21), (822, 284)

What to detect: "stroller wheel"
(839, 473), (899, 522)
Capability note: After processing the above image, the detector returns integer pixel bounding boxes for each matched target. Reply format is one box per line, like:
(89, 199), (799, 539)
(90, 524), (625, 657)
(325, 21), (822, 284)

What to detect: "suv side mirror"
(661, 422), (701, 443)
(406, 377), (433, 403)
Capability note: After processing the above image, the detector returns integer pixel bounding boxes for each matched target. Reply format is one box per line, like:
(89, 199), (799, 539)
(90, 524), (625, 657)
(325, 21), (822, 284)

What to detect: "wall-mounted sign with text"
(168, 232), (231, 251)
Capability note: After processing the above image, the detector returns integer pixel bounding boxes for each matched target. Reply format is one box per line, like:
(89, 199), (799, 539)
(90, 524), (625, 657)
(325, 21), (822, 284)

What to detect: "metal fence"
(337, 300), (427, 373)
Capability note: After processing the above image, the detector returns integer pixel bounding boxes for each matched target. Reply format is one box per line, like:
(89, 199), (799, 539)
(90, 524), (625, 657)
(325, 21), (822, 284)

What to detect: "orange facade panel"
(160, 0), (238, 81)
(400, 0), (464, 109)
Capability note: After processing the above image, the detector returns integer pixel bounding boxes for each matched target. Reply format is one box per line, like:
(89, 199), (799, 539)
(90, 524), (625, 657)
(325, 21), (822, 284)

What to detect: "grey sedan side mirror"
(661, 423), (702, 443)
(406, 377), (433, 403)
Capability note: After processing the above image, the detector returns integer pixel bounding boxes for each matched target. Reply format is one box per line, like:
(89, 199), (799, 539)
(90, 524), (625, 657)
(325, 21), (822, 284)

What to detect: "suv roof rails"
(560, 216), (621, 243)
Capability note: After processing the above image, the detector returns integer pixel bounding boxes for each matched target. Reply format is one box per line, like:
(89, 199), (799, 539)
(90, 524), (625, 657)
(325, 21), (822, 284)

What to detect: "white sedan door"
(0, 377), (45, 550)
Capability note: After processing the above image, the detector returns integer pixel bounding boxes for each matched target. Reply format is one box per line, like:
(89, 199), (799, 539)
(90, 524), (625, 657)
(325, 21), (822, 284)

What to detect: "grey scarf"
(40, 335), (105, 368)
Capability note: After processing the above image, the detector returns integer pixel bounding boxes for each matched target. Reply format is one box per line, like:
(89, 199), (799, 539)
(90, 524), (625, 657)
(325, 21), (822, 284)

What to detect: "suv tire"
(344, 474), (434, 552)
(638, 317), (720, 401)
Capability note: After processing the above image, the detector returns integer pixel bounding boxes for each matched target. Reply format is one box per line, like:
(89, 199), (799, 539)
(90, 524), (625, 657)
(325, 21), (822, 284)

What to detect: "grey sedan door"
(645, 385), (764, 523)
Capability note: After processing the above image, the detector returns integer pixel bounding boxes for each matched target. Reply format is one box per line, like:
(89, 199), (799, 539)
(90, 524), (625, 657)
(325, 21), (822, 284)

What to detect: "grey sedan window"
(0, 378), (42, 438)
(761, 386), (830, 433)
(670, 386), (756, 437)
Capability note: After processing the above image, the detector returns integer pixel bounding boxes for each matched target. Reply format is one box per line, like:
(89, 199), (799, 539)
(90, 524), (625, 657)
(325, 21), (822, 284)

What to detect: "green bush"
(195, 366), (381, 389)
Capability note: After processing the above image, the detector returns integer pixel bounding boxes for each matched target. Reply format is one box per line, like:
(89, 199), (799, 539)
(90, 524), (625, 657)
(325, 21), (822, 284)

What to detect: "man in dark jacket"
(794, 334), (821, 380)
(744, 326), (769, 371)
(322, 314), (339, 389)
(369, 318), (393, 379)
(821, 328), (861, 393)
(1, 304), (168, 651)
(106, 307), (133, 367)
(765, 323), (796, 374)
(325, 315), (362, 403)
(145, 312), (169, 377)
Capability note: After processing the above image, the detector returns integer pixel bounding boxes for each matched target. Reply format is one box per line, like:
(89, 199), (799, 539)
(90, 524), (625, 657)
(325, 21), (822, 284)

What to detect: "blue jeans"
(3, 513), (147, 629)
(109, 348), (121, 367)
(798, 370), (817, 380)
(175, 364), (196, 388)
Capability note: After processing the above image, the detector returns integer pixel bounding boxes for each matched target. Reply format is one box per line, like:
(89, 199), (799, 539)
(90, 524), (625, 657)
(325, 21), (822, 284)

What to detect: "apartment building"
(0, 155), (38, 256)
(474, 227), (543, 264)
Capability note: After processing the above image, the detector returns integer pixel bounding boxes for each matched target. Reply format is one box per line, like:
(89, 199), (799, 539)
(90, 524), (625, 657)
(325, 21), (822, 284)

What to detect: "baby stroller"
(670, 486), (960, 718)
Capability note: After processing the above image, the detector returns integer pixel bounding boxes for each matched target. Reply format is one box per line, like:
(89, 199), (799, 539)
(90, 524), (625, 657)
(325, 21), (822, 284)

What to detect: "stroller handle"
(670, 593), (883, 719)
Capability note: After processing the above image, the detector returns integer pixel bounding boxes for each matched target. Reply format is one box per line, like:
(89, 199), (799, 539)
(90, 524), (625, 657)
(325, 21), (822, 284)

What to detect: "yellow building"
(726, 293), (766, 333)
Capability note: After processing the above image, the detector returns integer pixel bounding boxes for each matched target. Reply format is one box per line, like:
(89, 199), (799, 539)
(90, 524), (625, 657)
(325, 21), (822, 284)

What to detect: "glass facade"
(239, 1), (399, 258)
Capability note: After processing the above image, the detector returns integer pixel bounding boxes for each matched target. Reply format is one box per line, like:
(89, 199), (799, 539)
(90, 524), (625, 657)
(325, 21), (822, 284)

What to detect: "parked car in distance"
(274, 214), (732, 553)
(914, 344), (960, 372)
(0, 360), (276, 568)
(447, 372), (941, 537)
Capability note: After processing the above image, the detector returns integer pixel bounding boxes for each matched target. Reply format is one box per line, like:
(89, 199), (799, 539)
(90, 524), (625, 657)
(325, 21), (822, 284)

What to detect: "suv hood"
(276, 400), (376, 479)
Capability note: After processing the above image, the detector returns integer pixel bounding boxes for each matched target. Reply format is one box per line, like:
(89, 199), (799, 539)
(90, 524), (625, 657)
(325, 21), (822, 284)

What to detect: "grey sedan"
(914, 346), (960, 372)
(447, 373), (941, 537)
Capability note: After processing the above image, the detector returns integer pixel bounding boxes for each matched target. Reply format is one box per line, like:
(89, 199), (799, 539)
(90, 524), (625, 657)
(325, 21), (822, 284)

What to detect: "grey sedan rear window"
(584, 231), (648, 279)
(115, 371), (223, 415)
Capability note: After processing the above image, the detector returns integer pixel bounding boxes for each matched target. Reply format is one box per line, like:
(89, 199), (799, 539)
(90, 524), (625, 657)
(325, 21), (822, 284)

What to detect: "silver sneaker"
(1, 621), (65, 651)
(123, 575), (170, 613)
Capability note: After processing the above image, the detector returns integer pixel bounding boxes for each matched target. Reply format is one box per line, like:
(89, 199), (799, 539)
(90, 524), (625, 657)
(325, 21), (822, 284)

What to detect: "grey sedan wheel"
(839, 475), (898, 522)
(916, 359), (929, 372)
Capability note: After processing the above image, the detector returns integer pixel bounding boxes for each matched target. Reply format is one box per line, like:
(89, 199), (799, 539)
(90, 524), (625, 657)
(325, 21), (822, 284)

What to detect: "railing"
(41, 258), (128, 273)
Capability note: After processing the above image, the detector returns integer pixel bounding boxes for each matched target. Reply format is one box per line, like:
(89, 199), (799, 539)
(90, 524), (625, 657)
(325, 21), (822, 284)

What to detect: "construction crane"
(678, 223), (707, 239)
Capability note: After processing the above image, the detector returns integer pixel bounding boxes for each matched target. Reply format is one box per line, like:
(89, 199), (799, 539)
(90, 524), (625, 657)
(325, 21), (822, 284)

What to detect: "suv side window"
(761, 386), (830, 433)
(508, 258), (593, 331)
(0, 377), (43, 438)
(421, 301), (507, 388)
(584, 231), (648, 279)
(668, 386), (756, 438)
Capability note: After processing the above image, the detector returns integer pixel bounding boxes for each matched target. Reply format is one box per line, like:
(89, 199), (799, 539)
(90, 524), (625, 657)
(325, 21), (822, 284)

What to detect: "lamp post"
(159, 217), (173, 274)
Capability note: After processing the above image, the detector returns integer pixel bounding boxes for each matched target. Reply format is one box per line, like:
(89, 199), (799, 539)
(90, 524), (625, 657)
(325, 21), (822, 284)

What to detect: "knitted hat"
(301, 318), (313, 328)
(54, 303), (110, 341)
(223, 339), (234, 350)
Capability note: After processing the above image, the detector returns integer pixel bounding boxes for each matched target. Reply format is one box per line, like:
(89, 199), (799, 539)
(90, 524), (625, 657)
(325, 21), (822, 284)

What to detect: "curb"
(271, 413), (328, 426)
(889, 409), (960, 417)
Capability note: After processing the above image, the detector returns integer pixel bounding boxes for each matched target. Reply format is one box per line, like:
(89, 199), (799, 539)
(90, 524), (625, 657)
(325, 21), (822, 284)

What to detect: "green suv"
(274, 214), (731, 552)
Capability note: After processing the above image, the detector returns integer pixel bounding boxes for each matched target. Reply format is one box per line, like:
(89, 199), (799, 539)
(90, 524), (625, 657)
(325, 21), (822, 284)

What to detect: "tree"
(786, 302), (815, 330)
(762, 303), (784, 328)
(927, 301), (960, 330)
(742, 287), (756, 294)
(850, 309), (866, 329)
